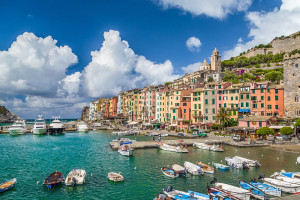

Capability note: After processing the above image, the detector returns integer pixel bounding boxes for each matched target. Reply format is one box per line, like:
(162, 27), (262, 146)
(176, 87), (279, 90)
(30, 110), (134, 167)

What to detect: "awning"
(170, 124), (177, 127)
(142, 122), (152, 126)
(192, 129), (199, 131)
(269, 125), (294, 129)
(239, 109), (250, 112)
(153, 123), (161, 127)
(128, 121), (138, 125)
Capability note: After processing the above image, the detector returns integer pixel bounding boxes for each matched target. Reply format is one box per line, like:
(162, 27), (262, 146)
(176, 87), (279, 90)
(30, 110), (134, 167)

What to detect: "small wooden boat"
(239, 180), (266, 200)
(107, 172), (124, 182)
(214, 182), (251, 200)
(207, 184), (241, 200)
(214, 163), (230, 170)
(172, 164), (188, 176)
(43, 171), (64, 189)
(234, 156), (260, 167)
(225, 157), (249, 169)
(196, 162), (214, 174)
(65, 169), (86, 186)
(0, 178), (17, 193)
(184, 161), (203, 175)
(249, 181), (281, 197)
(161, 167), (179, 178)
(263, 177), (300, 193)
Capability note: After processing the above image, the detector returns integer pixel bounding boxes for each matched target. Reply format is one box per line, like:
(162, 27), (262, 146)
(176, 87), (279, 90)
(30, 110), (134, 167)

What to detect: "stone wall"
(283, 53), (300, 118)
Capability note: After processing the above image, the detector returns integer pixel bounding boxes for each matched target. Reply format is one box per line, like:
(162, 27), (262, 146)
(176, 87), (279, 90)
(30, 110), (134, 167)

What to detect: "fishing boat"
(187, 191), (218, 200)
(43, 171), (64, 189)
(196, 162), (214, 174)
(118, 143), (133, 156)
(239, 180), (266, 200)
(275, 170), (300, 179)
(0, 178), (17, 193)
(249, 181), (281, 197)
(65, 169), (86, 186)
(193, 142), (210, 150)
(32, 115), (46, 135)
(214, 182), (251, 200)
(184, 161), (203, 175)
(214, 163), (230, 170)
(8, 120), (26, 135)
(161, 167), (179, 178)
(172, 164), (188, 176)
(77, 121), (89, 132)
(233, 156), (260, 167)
(225, 157), (249, 169)
(163, 186), (207, 200)
(107, 172), (124, 182)
(209, 145), (225, 152)
(263, 177), (300, 193)
(271, 172), (300, 185)
(159, 143), (189, 153)
(207, 184), (241, 200)
(48, 116), (64, 134)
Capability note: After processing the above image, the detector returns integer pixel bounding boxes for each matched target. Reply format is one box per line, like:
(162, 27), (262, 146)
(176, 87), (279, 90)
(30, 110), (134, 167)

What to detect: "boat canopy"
(238, 109), (250, 112)
(120, 142), (132, 145)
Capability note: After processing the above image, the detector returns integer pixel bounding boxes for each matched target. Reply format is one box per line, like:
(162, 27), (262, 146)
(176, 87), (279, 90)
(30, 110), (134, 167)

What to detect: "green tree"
(216, 107), (231, 130)
(265, 71), (283, 83)
(295, 119), (300, 127)
(164, 81), (172, 86)
(256, 127), (275, 136)
(207, 76), (214, 82)
(280, 127), (294, 135)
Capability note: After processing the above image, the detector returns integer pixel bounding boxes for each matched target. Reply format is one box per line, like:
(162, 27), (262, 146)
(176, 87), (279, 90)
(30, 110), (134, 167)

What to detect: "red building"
(112, 97), (118, 117)
(178, 89), (192, 130)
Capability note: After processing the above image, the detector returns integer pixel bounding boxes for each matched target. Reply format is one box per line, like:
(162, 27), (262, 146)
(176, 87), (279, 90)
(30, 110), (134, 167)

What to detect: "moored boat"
(112, 138), (136, 143)
(214, 163), (230, 170)
(271, 172), (300, 185)
(118, 143), (133, 156)
(193, 142), (210, 150)
(77, 121), (89, 132)
(207, 184), (241, 200)
(107, 172), (124, 182)
(214, 182), (251, 200)
(8, 120), (26, 135)
(160, 143), (189, 153)
(276, 170), (300, 179)
(0, 178), (17, 193)
(161, 167), (179, 178)
(233, 156), (260, 167)
(43, 171), (64, 189)
(263, 177), (300, 193)
(65, 169), (86, 186)
(249, 181), (281, 197)
(239, 180), (266, 200)
(163, 186), (206, 200)
(210, 145), (225, 152)
(172, 164), (188, 176)
(32, 115), (46, 135)
(184, 161), (203, 175)
(225, 157), (249, 169)
(196, 162), (214, 174)
(48, 116), (64, 134)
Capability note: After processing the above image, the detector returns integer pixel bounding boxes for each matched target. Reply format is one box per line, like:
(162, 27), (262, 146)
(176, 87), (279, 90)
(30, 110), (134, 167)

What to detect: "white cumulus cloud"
(186, 37), (201, 52)
(181, 62), (201, 73)
(155, 0), (252, 19)
(224, 0), (300, 59)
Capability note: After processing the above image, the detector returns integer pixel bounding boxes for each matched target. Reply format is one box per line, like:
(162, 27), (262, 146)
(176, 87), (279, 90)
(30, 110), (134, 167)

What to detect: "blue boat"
(43, 171), (64, 189)
(0, 178), (17, 193)
(279, 171), (300, 179)
(249, 181), (281, 197)
(188, 190), (218, 200)
(214, 163), (230, 170)
(239, 180), (266, 200)
(207, 184), (240, 200)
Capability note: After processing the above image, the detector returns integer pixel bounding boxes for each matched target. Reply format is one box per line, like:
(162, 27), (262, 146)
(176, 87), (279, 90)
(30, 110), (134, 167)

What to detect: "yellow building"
(169, 90), (181, 125)
(223, 84), (241, 121)
(191, 88), (204, 124)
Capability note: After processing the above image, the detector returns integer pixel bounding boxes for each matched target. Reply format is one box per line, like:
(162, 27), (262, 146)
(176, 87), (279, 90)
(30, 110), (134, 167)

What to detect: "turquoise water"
(0, 131), (299, 199)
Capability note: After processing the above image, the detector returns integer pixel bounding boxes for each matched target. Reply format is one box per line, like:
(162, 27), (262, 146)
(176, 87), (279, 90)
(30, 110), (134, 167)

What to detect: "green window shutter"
(194, 104), (197, 109)
(199, 104), (201, 109)
(246, 94), (249, 99)
(173, 116), (175, 121)
(205, 91), (207, 95)
(261, 96), (264, 100)
(184, 109), (186, 113)
(236, 96), (238, 100)
(233, 111), (236, 115)
(267, 89), (270, 92)
(275, 96), (278, 100)
(241, 102), (244, 107)
(176, 97), (178, 100)
(194, 111), (197, 116)
(231, 97), (233, 100)
(275, 105), (278, 109)
(261, 103), (264, 108)
(212, 108), (215, 113)
(261, 89), (263, 93)
(241, 95), (243, 99)
(212, 91), (215, 95)
(219, 96), (221, 100)
(224, 103), (227, 108)
(219, 85), (221, 89)
(206, 116), (208, 120)
(205, 99), (208, 104)
(246, 102), (249, 107)
(205, 109), (208, 113)
(252, 89), (255, 94)
(219, 104), (221, 108)
(231, 104), (233, 108)
(212, 99), (215, 104)
(275, 89), (278, 94)
(268, 96), (271, 101)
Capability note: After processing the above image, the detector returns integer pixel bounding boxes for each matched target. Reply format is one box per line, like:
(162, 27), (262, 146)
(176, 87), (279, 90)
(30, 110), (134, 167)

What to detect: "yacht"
(49, 116), (64, 134)
(77, 121), (89, 132)
(8, 120), (27, 135)
(32, 115), (46, 135)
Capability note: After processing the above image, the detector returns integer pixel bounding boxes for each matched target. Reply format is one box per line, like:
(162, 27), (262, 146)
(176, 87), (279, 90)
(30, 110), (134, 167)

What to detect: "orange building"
(112, 96), (118, 117)
(105, 102), (110, 118)
(178, 89), (192, 130)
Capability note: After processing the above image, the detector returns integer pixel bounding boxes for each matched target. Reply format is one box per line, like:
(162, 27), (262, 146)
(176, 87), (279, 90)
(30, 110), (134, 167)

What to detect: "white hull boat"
(263, 178), (300, 193)
(172, 164), (188, 176)
(234, 156), (260, 167)
(32, 115), (46, 135)
(225, 157), (249, 169)
(271, 172), (300, 185)
(161, 167), (179, 178)
(77, 122), (89, 132)
(118, 145), (133, 156)
(196, 162), (214, 174)
(159, 143), (188, 153)
(164, 187), (211, 200)
(184, 161), (203, 175)
(277, 170), (300, 179)
(108, 172), (124, 182)
(194, 142), (210, 150)
(250, 181), (282, 197)
(8, 120), (27, 135)
(210, 145), (225, 152)
(49, 116), (64, 134)
(215, 182), (251, 200)
(65, 169), (86, 186)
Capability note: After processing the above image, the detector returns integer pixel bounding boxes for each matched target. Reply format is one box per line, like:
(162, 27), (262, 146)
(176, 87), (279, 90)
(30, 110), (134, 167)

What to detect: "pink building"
(238, 116), (273, 129)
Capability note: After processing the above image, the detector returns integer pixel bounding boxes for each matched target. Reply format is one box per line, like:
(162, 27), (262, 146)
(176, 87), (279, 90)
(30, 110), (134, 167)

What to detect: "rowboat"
(184, 161), (203, 175)
(161, 167), (179, 178)
(172, 164), (188, 176)
(193, 142), (224, 152)
(164, 186), (212, 200)
(159, 143), (189, 153)
(107, 172), (124, 182)
(207, 184), (241, 200)
(214, 182), (251, 200)
(65, 169), (86, 186)
(225, 157), (249, 169)
(196, 162), (214, 174)
(271, 172), (300, 185)
(118, 143), (133, 156)
(0, 178), (17, 193)
(43, 171), (64, 189)
(239, 180), (266, 200)
(250, 181), (281, 197)
(187, 191), (218, 200)
(233, 156), (260, 167)
(276, 170), (300, 179)
(214, 163), (230, 170)
(263, 177), (300, 193)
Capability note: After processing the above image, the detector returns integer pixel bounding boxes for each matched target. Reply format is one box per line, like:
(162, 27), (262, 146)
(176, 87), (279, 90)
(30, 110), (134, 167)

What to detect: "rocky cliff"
(0, 106), (22, 123)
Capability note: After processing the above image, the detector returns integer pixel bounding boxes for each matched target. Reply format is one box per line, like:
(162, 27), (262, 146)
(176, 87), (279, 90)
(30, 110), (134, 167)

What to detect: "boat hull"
(118, 149), (133, 156)
(250, 182), (282, 197)
(0, 178), (17, 193)
(9, 129), (26, 135)
(214, 163), (230, 170)
(161, 167), (179, 178)
(65, 169), (86, 186)
(48, 128), (65, 134)
(33, 128), (46, 135)
(215, 183), (251, 200)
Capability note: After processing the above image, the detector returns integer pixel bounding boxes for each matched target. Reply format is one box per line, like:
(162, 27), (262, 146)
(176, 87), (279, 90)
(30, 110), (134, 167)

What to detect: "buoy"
(37, 181), (39, 185)
(91, 173), (93, 176)
(134, 167), (136, 170)
(261, 154), (263, 157)
(248, 152), (249, 154)
(277, 158), (279, 160)
(297, 157), (300, 164)
(69, 187), (71, 190)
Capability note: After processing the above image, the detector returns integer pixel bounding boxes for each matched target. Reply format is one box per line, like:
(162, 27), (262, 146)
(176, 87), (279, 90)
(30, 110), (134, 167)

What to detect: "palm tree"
(216, 107), (231, 131)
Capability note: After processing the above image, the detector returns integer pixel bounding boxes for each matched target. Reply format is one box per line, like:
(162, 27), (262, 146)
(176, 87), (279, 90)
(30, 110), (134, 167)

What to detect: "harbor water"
(1, 130), (299, 199)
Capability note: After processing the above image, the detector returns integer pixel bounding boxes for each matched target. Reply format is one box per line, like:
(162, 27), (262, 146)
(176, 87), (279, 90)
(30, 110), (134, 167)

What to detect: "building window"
(275, 89), (278, 94)
(205, 109), (208, 113)
(275, 96), (278, 100)
(212, 99), (215, 104)
(268, 96), (271, 101)
(261, 103), (264, 108)
(212, 108), (215, 113)
(219, 85), (221, 89)
(246, 94), (249, 99)
(224, 103), (227, 108)
(247, 122), (250, 127)
(236, 96), (238, 100)
(184, 109), (186, 113)
(241, 95), (243, 99)
(241, 102), (244, 107)
(296, 64), (298, 68)
(205, 91), (207, 95)
(198, 104), (201, 109)
(231, 97), (233, 100)
(205, 116), (208, 120)
(173, 109), (176, 113)
(176, 97), (178, 100)
(259, 121), (262, 127)
(212, 91), (215, 95)
(205, 99), (208, 104)
(219, 96), (221, 100)
(173, 116), (175, 121)
(253, 104), (257, 108)
(261, 89), (264, 93)
(267, 89), (270, 93)
(233, 111), (236, 115)
(219, 104), (221, 108)
(275, 105), (278, 109)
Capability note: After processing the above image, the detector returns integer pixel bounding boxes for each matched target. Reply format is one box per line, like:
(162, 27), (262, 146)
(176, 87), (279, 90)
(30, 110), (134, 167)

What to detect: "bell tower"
(211, 48), (221, 72)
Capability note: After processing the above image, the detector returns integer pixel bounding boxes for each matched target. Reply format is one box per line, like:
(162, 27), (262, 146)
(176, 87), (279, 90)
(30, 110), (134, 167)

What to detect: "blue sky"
(0, 0), (299, 119)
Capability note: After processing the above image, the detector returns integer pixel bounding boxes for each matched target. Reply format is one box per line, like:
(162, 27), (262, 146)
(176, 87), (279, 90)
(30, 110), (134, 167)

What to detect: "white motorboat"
(159, 143), (188, 153)
(107, 172), (124, 182)
(249, 181), (282, 197)
(271, 172), (300, 185)
(184, 161), (203, 175)
(234, 156), (260, 167)
(225, 157), (249, 169)
(161, 133), (168, 137)
(210, 145), (225, 152)
(263, 177), (300, 193)
(172, 164), (188, 176)
(214, 182), (251, 200)
(49, 116), (64, 134)
(276, 170), (300, 179)
(8, 120), (27, 135)
(163, 186), (212, 200)
(118, 145), (133, 156)
(194, 142), (210, 150)
(77, 121), (88, 132)
(65, 169), (86, 186)
(112, 138), (136, 143)
(32, 115), (46, 135)
(196, 162), (214, 174)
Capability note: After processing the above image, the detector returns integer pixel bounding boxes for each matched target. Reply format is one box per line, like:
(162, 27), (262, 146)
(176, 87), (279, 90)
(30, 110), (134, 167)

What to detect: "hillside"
(0, 106), (22, 123)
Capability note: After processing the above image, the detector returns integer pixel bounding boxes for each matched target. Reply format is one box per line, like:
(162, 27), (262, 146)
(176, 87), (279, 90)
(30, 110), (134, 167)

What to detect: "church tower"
(211, 48), (221, 72)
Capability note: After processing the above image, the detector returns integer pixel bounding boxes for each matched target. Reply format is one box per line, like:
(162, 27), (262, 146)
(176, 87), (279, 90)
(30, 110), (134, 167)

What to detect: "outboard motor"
(210, 177), (217, 184)
(242, 162), (249, 169)
(258, 174), (265, 179)
(190, 192), (194, 198)
(71, 177), (77, 185)
(165, 186), (173, 192)
(184, 169), (188, 177)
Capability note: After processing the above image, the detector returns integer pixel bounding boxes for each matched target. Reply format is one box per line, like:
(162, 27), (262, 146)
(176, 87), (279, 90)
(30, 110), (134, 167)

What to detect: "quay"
(275, 193), (300, 199)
